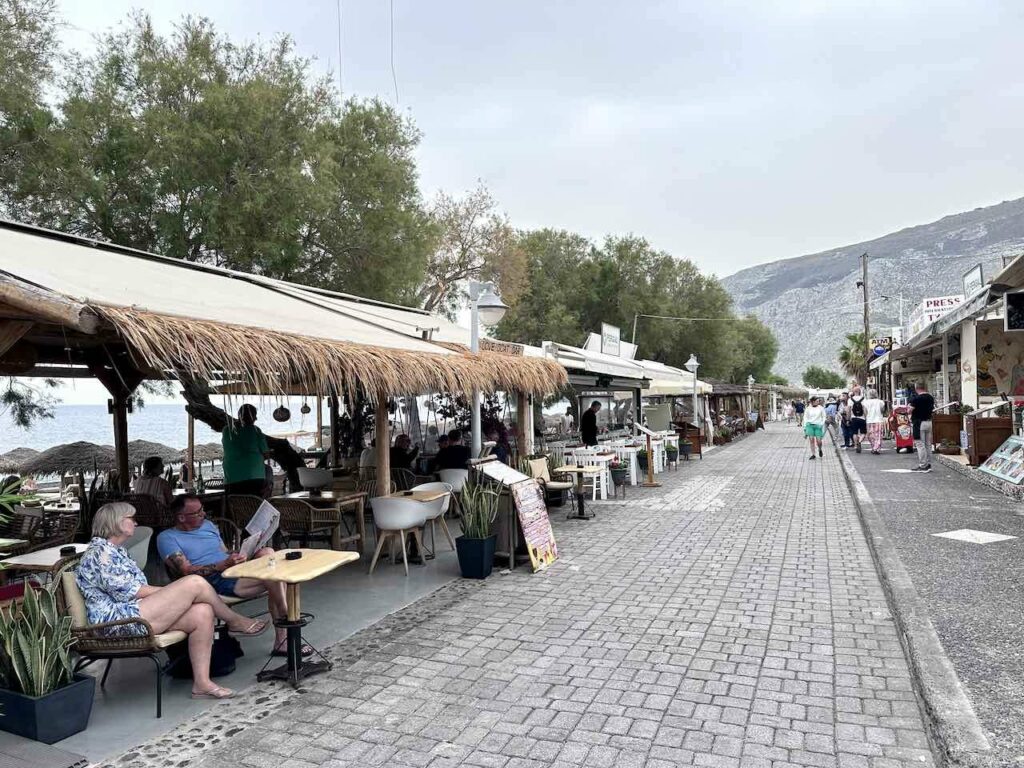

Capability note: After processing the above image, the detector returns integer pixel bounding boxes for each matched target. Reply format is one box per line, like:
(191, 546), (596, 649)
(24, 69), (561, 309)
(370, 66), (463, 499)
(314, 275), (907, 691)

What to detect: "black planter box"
(0, 674), (95, 744)
(456, 534), (497, 580)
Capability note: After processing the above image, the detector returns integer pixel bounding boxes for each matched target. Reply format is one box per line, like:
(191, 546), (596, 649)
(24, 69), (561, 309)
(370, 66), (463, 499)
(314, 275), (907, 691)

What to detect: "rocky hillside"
(722, 196), (1024, 385)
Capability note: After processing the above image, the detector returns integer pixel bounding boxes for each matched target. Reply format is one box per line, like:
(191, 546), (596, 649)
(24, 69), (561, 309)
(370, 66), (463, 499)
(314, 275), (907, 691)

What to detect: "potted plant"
(636, 449), (648, 472)
(0, 573), (95, 744)
(609, 457), (628, 487)
(935, 439), (961, 456)
(679, 441), (693, 460)
(455, 480), (501, 580)
(665, 444), (679, 464)
(718, 427), (732, 444)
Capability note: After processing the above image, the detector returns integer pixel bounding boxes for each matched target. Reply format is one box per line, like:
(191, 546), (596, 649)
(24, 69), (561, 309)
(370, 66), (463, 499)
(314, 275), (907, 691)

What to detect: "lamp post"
(468, 280), (508, 457)
(684, 354), (700, 430)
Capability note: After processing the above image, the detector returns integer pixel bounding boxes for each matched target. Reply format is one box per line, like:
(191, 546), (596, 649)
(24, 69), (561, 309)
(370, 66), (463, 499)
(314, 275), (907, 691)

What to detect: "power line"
(389, 0), (400, 104)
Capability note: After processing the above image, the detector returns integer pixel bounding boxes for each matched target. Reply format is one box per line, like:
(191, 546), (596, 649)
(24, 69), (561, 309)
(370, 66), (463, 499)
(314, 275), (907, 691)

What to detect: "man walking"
(849, 386), (868, 453)
(838, 392), (853, 449)
(804, 396), (826, 460)
(910, 381), (935, 472)
(794, 399), (805, 427)
(581, 401), (601, 447)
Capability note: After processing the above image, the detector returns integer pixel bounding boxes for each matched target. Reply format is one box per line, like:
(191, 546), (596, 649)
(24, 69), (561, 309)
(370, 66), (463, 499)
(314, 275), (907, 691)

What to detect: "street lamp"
(469, 280), (508, 456)
(747, 374), (755, 390)
(684, 354), (700, 429)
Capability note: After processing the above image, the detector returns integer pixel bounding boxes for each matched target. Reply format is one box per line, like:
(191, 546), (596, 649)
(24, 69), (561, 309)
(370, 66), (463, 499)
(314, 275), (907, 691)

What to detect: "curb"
(932, 453), (1024, 502)
(829, 431), (993, 768)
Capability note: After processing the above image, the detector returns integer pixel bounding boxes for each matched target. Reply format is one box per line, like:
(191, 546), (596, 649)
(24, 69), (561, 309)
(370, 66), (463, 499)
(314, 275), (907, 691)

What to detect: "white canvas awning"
(637, 359), (711, 396)
(543, 341), (649, 382)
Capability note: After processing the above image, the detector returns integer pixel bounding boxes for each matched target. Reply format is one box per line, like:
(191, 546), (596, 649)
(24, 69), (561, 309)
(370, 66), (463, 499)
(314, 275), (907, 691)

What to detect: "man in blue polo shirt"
(157, 494), (309, 657)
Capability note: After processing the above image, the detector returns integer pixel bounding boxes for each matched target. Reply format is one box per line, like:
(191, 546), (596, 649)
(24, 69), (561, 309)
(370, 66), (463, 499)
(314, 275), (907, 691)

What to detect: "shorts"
(205, 573), (240, 597)
(804, 423), (824, 439)
(849, 417), (867, 435)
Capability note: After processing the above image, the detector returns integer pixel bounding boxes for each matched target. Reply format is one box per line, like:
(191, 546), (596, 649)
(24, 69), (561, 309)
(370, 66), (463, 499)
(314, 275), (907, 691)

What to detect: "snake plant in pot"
(456, 479), (500, 579)
(0, 569), (94, 743)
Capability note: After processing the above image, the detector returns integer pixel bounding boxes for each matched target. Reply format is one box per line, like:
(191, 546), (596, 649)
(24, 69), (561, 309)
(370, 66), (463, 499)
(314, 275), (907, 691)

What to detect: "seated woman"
(131, 456), (174, 507)
(75, 502), (268, 700)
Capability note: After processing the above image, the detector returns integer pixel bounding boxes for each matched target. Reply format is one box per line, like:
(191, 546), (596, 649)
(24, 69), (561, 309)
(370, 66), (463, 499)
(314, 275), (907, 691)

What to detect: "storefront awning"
(544, 341), (648, 383)
(636, 359), (711, 396)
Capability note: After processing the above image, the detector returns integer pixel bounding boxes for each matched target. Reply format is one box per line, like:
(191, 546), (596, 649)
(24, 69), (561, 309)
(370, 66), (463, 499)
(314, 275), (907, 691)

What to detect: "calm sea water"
(0, 398), (325, 454)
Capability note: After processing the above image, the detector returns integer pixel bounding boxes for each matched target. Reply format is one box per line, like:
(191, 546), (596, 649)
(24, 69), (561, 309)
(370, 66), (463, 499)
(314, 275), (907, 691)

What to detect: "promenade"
(101, 424), (936, 768)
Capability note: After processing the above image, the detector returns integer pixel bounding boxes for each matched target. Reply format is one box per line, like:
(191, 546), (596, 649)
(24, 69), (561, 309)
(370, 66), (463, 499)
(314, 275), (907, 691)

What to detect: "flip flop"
(191, 685), (235, 700)
(231, 619), (268, 637)
(271, 642), (314, 658)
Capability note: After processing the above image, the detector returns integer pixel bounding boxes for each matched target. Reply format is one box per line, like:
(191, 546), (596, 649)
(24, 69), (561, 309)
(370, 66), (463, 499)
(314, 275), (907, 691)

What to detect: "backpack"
(851, 398), (865, 418)
(167, 631), (243, 679)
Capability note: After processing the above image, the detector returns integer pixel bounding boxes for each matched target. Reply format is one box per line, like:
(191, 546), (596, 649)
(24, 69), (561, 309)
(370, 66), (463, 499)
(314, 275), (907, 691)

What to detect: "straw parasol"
(127, 439), (181, 467)
(187, 442), (223, 463)
(19, 442), (116, 476)
(0, 447), (39, 474)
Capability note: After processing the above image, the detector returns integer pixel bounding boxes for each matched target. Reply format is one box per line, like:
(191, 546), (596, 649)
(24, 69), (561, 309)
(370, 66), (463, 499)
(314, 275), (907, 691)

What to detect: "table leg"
(257, 583), (331, 687)
(356, 497), (366, 554)
(566, 474), (593, 520)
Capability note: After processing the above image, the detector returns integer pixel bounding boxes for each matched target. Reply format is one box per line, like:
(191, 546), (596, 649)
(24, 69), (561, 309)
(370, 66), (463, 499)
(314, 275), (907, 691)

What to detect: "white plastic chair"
(368, 496), (428, 576)
(438, 469), (469, 519)
(125, 525), (153, 570)
(573, 449), (609, 501)
(297, 467), (332, 491)
(410, 482), (455, 555)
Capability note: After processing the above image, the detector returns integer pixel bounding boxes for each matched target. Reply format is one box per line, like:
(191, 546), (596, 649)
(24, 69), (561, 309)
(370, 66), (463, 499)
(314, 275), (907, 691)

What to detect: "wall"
(960, 319), (977, 408)
(975, 320), (1024, 401)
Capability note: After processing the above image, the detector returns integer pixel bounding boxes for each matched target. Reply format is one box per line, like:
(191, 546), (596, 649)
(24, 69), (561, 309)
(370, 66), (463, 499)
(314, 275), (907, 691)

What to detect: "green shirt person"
(221, 404), (270, 496)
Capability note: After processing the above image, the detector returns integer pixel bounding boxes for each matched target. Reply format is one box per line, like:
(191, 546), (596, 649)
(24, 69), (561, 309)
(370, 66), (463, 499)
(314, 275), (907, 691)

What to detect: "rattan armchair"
(57, 559), (185, 718)
(226, 494), (264, 531)
(273, 498), (344, 550)
(124, 494), (173, 529)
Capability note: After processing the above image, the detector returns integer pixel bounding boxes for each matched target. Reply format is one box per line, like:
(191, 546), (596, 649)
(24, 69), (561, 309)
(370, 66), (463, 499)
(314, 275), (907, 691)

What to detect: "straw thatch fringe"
(92, 305), (566, 398)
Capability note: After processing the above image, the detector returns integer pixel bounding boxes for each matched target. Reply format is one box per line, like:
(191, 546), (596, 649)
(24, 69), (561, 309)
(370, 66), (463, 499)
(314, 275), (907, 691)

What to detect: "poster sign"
(962, 264), (984, 299)
(907, 295), (964, 337)
(601, 323), (621, 357)
(510, 480), (558, 571)
(480, 338), (524, 356)
(475, 460), (531, 486)
(979, 436), (1024, 484)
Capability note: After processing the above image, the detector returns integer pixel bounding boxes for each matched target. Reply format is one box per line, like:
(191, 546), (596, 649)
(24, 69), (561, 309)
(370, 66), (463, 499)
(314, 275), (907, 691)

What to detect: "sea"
(0, 398), (325, 455)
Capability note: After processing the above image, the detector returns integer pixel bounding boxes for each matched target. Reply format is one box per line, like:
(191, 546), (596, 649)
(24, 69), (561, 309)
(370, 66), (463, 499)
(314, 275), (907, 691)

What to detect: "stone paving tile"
(100, 425), (936, 768)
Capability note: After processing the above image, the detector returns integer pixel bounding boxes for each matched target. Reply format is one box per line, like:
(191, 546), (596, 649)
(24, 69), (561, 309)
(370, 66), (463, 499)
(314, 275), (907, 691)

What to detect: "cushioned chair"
(409, 482), (455, 555)
(368, 496), (428, 576)
(297, 467), (332, 491)
(59, 562), (186, 718)
(125, 525), (154, 569)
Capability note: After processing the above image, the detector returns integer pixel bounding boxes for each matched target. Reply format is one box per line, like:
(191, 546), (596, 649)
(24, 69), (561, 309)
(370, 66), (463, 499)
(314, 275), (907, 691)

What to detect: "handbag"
(167, 631), (244, 679)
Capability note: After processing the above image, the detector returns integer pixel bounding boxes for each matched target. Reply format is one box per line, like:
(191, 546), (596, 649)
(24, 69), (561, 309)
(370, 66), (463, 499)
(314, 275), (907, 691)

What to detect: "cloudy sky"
(59, 0), (1024, 279)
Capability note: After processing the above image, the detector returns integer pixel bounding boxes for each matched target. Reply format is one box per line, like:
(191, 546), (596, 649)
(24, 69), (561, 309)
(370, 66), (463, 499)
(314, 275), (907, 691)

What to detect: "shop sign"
(870, 336), (893, 353)
(1005, 291), (1024, 332)
(601, 323), (621, 356)
(962, 263), (984, 299)
(907, 295), (964, 337)
(480, 338), (524, 356)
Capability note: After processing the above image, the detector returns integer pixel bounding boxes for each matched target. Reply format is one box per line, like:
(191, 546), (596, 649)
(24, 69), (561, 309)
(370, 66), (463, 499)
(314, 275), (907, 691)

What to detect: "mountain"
(721, 196), (1024, 385)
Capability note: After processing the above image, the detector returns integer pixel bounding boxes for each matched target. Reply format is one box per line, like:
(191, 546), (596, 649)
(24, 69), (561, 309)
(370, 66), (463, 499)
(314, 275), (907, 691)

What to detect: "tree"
(727, 315), (779, 383)
(416, 183), (526, 317)
(802, 365), (844, 389)
(837, 332), (869, 383)
(763, 373), (789, 386)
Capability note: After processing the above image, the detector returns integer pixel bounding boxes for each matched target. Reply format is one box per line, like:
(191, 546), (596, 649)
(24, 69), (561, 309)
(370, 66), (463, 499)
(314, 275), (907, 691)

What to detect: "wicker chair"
(226, 494), (264, 531)
(57, 558), (185, 718)
(390, 468), (416, 491)
(27, 510), (79, 553)
(273, 498), (343, 550)
(124, 494), (173, 529)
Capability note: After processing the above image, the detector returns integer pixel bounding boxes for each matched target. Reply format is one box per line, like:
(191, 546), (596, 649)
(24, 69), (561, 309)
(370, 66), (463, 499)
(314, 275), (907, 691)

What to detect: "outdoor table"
(224, 548), (359, 687)
(394, 489), (449, 503)
(554, 465), (603, 520)
(279, 490), (368, 552)
(1, 542), (88, 575)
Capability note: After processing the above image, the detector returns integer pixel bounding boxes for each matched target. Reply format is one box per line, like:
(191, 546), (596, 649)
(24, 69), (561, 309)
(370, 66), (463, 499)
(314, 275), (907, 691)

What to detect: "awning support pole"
(375, 395), (391, 495)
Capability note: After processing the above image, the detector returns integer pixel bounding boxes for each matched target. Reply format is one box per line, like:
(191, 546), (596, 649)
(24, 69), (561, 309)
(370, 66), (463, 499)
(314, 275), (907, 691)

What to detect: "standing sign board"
(600, 323), (621, 357)
(962, 264), (984, 299)
(979, 436), (1024, 483)
(510, 480), (558, 571)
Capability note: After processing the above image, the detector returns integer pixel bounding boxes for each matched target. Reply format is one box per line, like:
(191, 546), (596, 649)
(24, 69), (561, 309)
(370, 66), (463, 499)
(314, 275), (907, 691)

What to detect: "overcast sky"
(38, 0), (1024, 405)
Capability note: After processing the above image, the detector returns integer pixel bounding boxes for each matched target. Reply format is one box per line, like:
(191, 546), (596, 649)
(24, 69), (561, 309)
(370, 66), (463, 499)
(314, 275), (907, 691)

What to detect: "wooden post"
(88, 349), (143, 493)
(186, 413), (195, 488)
(315, 398), (323, 449)
(328, 396), (340, 466)
(642, 432), (660, 487)
(515, 391), (528, 461)
(375, 394), (390, 495)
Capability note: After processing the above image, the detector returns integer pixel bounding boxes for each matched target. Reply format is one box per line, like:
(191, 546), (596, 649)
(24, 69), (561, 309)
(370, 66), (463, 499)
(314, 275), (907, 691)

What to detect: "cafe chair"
(226, 494), (264, 531)
(274, 498), (343, 550)
(525, 457), (576, 514)
(410, 482), (455, 555)
(390, 467), (416, 492)
(297, 467), (332, 491)
(438, 469), (469, 518)
(124, 493), (173, 529)
(58, 559), (184, 718)
(125, 525), (154, 570)
(368, 497), (428, 577)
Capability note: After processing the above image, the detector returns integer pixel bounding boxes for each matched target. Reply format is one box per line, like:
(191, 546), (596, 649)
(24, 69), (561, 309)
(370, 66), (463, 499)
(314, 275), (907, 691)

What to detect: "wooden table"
(393, 490), (449, 503)
(553, 465), (603, 520)
(278, 490), (368, 552)
(224, 548), (360, 686)
(1, 543), (88, 574)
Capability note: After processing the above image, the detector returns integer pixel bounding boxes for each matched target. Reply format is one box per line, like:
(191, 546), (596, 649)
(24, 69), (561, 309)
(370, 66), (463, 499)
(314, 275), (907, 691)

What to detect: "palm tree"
(837, 332), (869, 384)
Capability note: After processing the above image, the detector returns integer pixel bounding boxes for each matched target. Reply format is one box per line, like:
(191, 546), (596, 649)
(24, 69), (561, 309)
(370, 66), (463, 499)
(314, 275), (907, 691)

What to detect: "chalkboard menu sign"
(510, 480), (558, 571)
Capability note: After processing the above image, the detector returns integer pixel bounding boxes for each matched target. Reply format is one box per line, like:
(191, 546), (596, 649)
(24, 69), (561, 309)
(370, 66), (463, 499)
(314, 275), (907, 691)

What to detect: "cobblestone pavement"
(109, 424), (937, 768)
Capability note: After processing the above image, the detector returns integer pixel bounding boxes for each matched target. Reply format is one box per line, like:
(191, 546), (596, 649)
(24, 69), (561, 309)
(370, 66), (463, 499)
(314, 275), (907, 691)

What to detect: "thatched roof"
(127, 439), (181, 466)
(94, 305), (566, 399)
(0, 447), (38, 474)
(187, 442), (224, 463)
(19, 442), (116, 475)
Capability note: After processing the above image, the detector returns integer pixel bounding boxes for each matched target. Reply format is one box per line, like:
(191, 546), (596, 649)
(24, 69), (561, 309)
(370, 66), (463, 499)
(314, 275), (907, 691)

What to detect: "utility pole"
(860, 252), (870, 347)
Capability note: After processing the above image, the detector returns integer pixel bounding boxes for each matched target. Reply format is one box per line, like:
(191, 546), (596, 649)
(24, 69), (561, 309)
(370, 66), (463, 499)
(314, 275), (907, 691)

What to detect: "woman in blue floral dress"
(76, 502), (268, 700)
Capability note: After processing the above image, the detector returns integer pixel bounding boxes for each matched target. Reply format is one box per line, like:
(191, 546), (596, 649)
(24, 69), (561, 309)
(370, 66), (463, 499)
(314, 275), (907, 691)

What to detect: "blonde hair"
(92, 502), (136, 539)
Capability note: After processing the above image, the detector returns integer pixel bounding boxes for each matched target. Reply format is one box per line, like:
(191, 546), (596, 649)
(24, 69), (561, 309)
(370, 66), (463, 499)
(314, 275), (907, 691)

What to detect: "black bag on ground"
(166, 632), (243, 679)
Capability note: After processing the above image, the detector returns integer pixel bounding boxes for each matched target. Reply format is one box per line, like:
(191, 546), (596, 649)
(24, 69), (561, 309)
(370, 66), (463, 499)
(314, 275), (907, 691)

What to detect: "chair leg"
(101, 658), (113, 688)
(438, 516), (456, 549)
(369, 531), (389, 574)
(399, 529), (409, 576)
(412, 528), (426, 566)
(149, 654), (163, 718)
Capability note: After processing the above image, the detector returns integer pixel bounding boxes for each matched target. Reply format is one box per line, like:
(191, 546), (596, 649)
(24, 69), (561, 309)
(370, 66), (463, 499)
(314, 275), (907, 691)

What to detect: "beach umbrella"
(127, 440), (181, 467)
(0, 447), (39, 474)
(187, 442), (224, 463)
(19, 442), (116, 476)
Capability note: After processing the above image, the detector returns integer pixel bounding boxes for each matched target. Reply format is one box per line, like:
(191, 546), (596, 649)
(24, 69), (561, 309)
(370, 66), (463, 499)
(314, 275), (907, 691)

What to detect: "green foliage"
(837, 332), (869, 383)
(1, 378), (57, 428)
(458, 479), (500, 539)
(762, 373), (789, 385)
(802, 365), (844, 389)
(0, 576), (75, 697)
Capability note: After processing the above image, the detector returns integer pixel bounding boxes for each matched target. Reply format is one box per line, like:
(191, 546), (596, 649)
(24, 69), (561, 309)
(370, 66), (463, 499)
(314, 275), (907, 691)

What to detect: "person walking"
(804, 396), (826, 460)
(849, 386), (868, 453)
(864, 388), (887, 454)
(838, 392), (853, 449)
(794, 399), (805, 427)
(910, 381), (935, 472)
(784, 401), (794, 424)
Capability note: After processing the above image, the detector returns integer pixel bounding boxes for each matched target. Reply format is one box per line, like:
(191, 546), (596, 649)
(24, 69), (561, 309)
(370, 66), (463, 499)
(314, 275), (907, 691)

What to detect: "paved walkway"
(103, 424), (936, 768)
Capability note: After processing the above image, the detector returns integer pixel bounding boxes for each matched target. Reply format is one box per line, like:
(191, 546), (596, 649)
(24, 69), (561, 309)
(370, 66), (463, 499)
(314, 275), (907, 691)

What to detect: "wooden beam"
(0, 321), (32, 357)
(0, 278), (99, 333)
(375, 395), (390, 495)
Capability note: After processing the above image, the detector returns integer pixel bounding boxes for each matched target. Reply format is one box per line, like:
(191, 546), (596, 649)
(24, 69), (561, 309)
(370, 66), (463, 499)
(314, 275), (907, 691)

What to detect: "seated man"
(156, 494), (310, 657)
(435, 429), (471, 470)
(389, 434), (419, 471)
